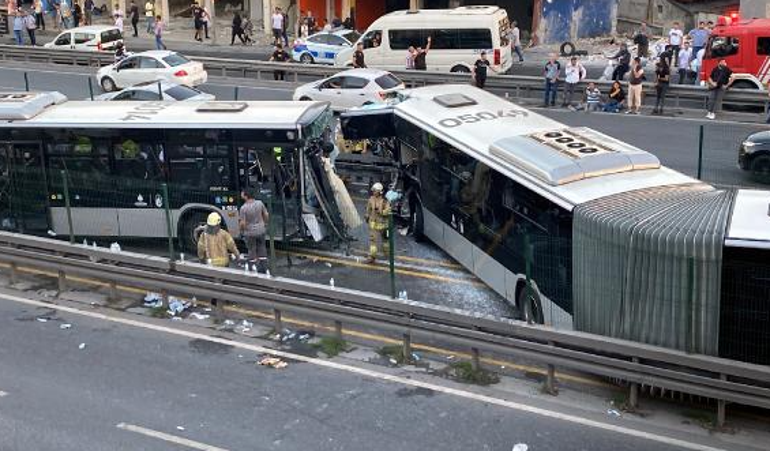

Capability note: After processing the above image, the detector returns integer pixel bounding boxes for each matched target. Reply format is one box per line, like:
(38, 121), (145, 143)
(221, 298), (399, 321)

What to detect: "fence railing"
(0, 44), (768, 112)
(1, 229), (769, 428)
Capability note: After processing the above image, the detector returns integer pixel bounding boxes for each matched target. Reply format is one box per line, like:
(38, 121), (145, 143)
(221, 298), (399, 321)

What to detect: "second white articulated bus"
(342, 85), (770, 365)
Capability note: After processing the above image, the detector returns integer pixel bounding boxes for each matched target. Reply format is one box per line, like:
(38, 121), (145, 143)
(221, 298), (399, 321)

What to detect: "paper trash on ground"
(258, 356), (288, 369)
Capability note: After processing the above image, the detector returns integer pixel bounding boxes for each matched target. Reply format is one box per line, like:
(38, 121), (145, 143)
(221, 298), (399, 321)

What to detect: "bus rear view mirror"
(340, 107), (396, 141)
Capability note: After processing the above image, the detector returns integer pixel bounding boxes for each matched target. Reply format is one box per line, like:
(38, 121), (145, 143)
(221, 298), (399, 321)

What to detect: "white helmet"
(371, 182), (384, 192)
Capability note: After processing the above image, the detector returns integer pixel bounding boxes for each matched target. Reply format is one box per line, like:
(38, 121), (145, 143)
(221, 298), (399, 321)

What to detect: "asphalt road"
(0, 294), (746, 451)
(1, 63), (766, 189)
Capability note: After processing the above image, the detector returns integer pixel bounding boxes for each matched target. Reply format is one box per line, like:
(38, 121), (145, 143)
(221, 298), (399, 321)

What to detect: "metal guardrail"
(0, 230), (768, 427)
(0, 44), (767, 112)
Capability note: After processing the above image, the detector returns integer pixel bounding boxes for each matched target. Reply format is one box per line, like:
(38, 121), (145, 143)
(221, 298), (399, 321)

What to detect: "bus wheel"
(750, 155), (770, 184)
(179, 210), (209, 255)
(300, 53), (314, 64)
(100, 77), (117, 92)
(299, 96), (313, 101)
(410, 198), (425, 242)
(450, 65), (471, 74)
(517, 284), (544, 325)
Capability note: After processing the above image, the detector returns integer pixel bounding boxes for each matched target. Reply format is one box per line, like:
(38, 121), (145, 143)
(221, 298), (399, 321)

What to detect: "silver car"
(93, 81), (215, 101)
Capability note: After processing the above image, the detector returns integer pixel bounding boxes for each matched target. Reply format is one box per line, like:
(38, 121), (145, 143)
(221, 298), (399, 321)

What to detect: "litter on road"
(35, 317), (49, 323)
(143, 292), (164, 308)
(258, 356), (288, 369)
(189, 312), (211, 320)
(59, 323), (72, 330)
(512, 444), (528, 451)
(176, 426), (185, 431)
(167, 297), (191, 316)
(607, 409), (622, 417)
(78, 343), (87, 350)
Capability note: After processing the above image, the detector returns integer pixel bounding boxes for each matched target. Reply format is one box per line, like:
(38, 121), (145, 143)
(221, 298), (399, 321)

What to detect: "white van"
(334, 6), (512, 74)
(44, 25), (124, 52)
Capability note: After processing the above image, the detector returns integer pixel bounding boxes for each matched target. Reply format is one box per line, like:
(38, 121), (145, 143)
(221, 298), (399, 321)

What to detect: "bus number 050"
(438, 110), (529, 128)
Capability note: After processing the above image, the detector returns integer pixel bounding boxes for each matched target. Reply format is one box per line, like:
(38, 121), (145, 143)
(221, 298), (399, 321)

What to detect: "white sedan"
(96, 50), (208, 92)
(292, 68), (404, 111)
(93, 81), (215, 101)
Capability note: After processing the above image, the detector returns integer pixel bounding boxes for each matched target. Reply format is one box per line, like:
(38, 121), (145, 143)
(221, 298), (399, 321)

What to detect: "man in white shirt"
(508, 20), (523, 63)
(561, 56), (586, 108)
(668, 22), (684, 67)
(676, 41), (693, 84)
(271, 7), (284, 45)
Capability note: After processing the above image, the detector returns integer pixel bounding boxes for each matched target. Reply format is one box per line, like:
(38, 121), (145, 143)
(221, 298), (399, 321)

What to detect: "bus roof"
(392, 85), (698, 209)
(0, 92), (330, 130)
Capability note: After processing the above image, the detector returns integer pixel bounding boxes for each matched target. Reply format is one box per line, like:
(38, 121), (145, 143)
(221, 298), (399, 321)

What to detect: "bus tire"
(750, 154), (770, 184)
(300, 53), (314, 64)
(100, 77), (117, 92)
(410, 197), (425, 242)
(450, 65), (471, 74)
(179, 209), (211, 255)
(299, 96), (313, 101)
(731, 80), (759, 90)
(517, 283), (544, 325)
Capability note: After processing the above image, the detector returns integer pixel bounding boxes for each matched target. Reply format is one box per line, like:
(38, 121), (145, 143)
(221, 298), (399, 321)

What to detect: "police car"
(292, 29), (361, 65)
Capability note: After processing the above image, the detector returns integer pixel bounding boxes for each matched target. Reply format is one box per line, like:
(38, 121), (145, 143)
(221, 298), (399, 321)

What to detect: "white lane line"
(116, 423), (229, 451)
(3, 294), (726, 451)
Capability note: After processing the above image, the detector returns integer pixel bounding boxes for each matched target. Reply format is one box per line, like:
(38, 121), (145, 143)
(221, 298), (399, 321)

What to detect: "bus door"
(0, 141), (49, 233)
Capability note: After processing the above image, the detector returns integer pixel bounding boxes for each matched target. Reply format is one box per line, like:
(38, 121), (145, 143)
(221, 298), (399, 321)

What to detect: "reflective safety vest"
(366, 195), (391, 231)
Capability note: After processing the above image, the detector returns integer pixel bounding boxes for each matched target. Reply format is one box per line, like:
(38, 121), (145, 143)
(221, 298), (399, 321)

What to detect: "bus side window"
(113, 140), (163, 181)
(709, 36), (739, 58)
(757, 37), (770, 55)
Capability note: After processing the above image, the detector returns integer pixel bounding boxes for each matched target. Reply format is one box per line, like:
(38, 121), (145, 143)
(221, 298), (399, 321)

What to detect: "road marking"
(1, 294), (729, 451)
(116, 423), (229, 451)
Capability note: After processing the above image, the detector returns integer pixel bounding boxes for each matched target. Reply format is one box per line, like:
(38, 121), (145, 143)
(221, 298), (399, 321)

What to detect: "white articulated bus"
(0, 92), (350, 251)
(341, 85), (770, 365)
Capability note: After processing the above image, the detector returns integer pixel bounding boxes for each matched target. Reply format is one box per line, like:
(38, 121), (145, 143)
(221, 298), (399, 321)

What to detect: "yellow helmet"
(207, 212), (222, 226)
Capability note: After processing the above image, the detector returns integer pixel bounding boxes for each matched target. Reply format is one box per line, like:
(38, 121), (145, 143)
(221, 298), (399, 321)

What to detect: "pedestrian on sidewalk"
(584, 82), (602, 112)
(668, 22), (683, 67)
(652, 58), (670, 115)
(676, 41), (692, 84)
(84, 0), (93, 25)
(242, 17), (254, 45)
(271, 7), (284, 46)
(239, 190), (270, 273)
(688, 21), (710, 61)
(603, 81), (626, 113)
(129, 0), (139, 37)
(562, 55), (586, 108)
(270, 43), (290, 80)
(610, 43), (631, 81)
(13, 10), (25, 46)
(626, 57), (644, 115)
(706, 58), (734, 120)
(352, 42), (366, 68)
(24, 9), (37, 46)
(202, 5), (210, 39)
(198, 212), (239, 268)
(113, 3), (124, 31)
(153, 15), (166, 50)
(509, 20), (524, 63)
(472, 51), (493, 89)
(281, 8), (289, 46)
(633, 22), (649, 58)
(144, 0), (155, 33)
(365, 182), (391, 264)
(192, 2), (203, 42)
(543, 53), (560, 107)
(305, 10), (316, 33)
(34, 0), (45, 30)
(230, 12), (246, 45)
(413, 36), (431, 71)
(74, 1), (83, 27)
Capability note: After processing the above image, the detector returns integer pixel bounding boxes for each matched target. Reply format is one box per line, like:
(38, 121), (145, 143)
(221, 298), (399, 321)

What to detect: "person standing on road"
(153, 15), (166, 50)
(473, 51), (493, 89)
(198, 212), (240, 267)
(365, 182), (391, 264)
(281, 8), (289, 46)
(352, 42), (366, 68)
(239, 190), (270, 273)
(129, 0), (139, 37)
(610, 43), (631, 81)
(543, 53), (560, 107)
(84, 0), (94, 25)
(271, 7), (284, 46)
(633, 22), (649, 58)
(668, 22), (684, 67)
(562, 55), (586, 108)
(144, 0), (154, 33)
(13, 10), (25, 46)
(113, 3), (124, 31)
(230, 12), (246, 45)
(509, 20), (524, 63)
(413, 36), (431, 71)
(676, 41), (692, 84)
(626, 57), (644, 115)
(706, 58), (734, 120)
(305, 9), (316, 33)
(652, 58), (670, 115)
(34, 0), (45, 30)
(24, 9), (37, 46)
(201, 5), (210, 39)
(688, 22), (710, 61)
(270, 43), (290, 80)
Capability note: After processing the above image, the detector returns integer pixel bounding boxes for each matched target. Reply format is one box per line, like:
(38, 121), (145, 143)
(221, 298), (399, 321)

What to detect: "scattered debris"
(241, 320), (254, 328)
(398, 290), (408, 300)
(35, 317), (49, 323)
(176, 426), (185, 431)
(47, 229), (57, 237)
(189, 312), (211, 320)
(447, 355), (455, 360)
(329, 278), (335, 288)
(59, 323), (72, 330)
(607, 409), (622, 417)
(143, 292), (164, 308)
(389, 358), (398, 365)
(411, 352), (421, 362)
(167, 297), (191, 316)
(398, 227), (409, 236)
(325, 262), (333, 268)
(223, 320), (235, 326)
(78, 343), (87, 350)
(258, 356), (288, 369)
(109, 242), (122, 253)
(512, 444), (529, 451)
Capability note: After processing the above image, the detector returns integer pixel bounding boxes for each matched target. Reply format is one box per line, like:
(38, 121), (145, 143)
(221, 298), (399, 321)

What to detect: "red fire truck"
(701, 16), (770, 89)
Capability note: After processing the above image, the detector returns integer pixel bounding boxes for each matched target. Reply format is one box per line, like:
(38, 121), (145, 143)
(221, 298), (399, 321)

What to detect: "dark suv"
(739, 130), (770, 183)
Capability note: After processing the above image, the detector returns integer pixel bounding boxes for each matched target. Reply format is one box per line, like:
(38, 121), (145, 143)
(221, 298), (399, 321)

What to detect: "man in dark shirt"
(352, 42), (366, 68)
(473, 51), (491, 89)
(633, 22), (649, 58)
(706, 59), (734, 119)
(270, 44), (290, 80)
(610, 43), (631, 81)
(129, 0), (139, 37)
(192, 3), (203, 42)
(413, 36), (432, 71)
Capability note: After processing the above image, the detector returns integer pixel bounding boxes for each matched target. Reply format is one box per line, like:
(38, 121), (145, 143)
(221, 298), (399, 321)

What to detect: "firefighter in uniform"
(197, 212), (240, 267)
(365, 182), (391, 263)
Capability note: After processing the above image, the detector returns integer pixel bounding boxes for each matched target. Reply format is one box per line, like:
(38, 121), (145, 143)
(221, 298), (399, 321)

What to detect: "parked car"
(739, 130), (770, 183)
(96, 51), (208, 92)
(93, 81), (215, 101)
(44, 25), (123, 52)
(292, 68), (404, 111)
(292, 29), (361, 65)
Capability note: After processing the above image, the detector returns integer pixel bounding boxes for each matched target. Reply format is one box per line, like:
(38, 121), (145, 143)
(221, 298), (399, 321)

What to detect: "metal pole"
(162, 183), (174, 259)
(234, 86), (239, 100)
(334, 320), (343, 340)
(697, 124), (704, 180)
(61, 170), (75, 244)
(23, 72), (29, 91)
(268, 195), (276, 275)
(629, 357), (640, 410)
(388, 212), (396, 299)
(402, 332), (412, 364)
(545, 340), (557, 395)
(717, 374), (727, 428)
(274, 308), (283, 338)
(471, 347), (481, 371)
(157, 81), (163, 100)
(88, 77), (94, 100)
